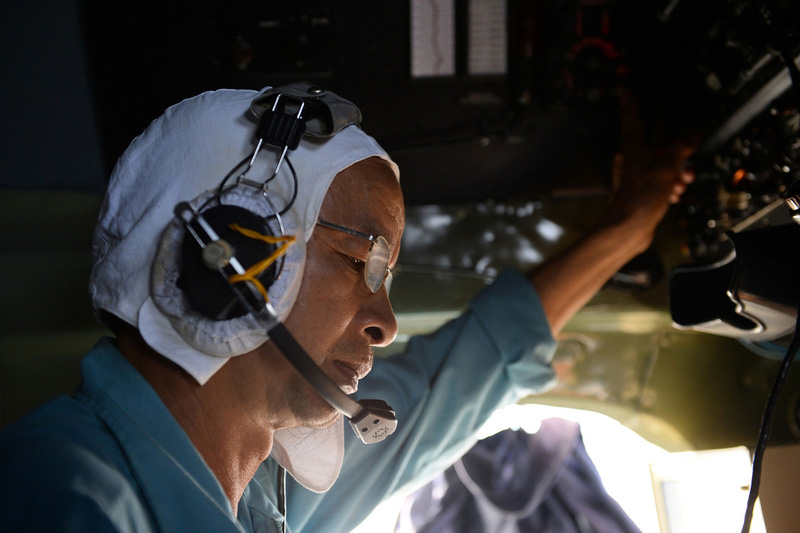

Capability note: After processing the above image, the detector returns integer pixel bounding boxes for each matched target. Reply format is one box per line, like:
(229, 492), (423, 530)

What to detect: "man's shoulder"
(2, 394), (109, 446)
(0, 394), (133, 485)
(0, 396), (154, 530)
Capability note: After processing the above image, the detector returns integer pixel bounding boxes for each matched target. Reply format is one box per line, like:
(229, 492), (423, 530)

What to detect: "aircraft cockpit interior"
(3, 1), (800, 531)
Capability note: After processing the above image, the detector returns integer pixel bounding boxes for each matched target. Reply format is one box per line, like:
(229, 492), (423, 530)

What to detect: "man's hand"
(605, 87), (696, 253)
(530, 87), (696, 335)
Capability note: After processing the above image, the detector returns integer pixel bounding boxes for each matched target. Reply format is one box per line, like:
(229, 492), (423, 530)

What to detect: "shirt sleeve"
(284, 269), (557, 533)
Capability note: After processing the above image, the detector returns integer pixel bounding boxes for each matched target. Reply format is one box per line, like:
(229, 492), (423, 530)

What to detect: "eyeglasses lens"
(365, 235), (391, 292)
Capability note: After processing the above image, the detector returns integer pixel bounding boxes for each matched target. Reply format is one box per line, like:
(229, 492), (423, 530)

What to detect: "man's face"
(267, 156), (404, 429)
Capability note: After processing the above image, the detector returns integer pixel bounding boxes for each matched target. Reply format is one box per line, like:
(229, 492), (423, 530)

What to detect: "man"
(0, 84), (691, 532)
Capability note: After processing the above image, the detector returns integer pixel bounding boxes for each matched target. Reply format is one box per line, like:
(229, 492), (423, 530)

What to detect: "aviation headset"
(169, 81), (397, 444)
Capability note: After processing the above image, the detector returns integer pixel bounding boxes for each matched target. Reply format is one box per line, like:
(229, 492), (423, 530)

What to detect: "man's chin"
(300, 390), (341, 428)
(305, 408), (341, 430)
(287, 376), (343, 428)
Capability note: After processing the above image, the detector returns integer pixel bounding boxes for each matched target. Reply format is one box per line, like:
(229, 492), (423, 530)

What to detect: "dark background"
(8, 0), (796, 206)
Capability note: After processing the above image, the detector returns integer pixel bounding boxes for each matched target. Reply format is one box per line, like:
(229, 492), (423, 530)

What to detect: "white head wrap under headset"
(89, 87), (399, 492)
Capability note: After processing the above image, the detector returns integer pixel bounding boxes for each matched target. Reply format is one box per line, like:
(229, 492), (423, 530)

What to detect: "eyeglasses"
(316, 219), (392, 293)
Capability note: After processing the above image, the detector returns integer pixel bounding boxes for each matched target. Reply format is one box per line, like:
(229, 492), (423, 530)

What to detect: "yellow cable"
(226, 223), (296, 302)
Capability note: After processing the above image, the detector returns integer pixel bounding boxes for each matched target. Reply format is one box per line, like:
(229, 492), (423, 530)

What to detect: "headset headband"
(251, 81), (363, 139)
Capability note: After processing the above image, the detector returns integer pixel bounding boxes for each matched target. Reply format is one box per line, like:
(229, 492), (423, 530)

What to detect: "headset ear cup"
(179, 205), (278, 320)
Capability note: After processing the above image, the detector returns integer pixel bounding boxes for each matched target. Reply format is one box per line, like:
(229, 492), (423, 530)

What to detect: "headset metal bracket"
(251, 81), (362, 138)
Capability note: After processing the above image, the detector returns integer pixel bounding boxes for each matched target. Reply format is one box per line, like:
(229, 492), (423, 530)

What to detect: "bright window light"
(650, 446), (766, 533)
(350, 404), (766, 533)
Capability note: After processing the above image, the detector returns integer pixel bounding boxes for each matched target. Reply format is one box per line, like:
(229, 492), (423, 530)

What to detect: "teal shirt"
(273, 269), (557, 532)
(0, 269), (555, 532)
(0, 337), (284, 532)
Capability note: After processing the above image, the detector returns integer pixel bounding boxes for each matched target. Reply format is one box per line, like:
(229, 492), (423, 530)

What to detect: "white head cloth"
(89, 87), (399, 492)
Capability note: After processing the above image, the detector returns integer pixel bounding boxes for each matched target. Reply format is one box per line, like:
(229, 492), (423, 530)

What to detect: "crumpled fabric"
(395, 419), (641, 533)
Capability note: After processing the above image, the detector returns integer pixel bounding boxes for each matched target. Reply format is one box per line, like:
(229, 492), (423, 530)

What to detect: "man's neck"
(114, 327), (275, 515)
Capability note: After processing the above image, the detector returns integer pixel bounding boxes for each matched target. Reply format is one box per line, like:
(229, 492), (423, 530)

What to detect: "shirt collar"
(77, 337), (283, 531)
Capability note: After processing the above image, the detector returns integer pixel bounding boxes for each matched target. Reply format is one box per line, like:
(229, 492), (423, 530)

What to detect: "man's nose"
(361, 286), (398, 347)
